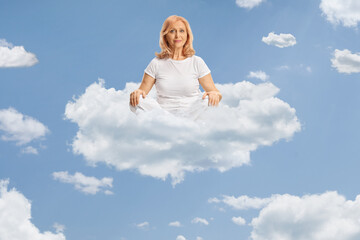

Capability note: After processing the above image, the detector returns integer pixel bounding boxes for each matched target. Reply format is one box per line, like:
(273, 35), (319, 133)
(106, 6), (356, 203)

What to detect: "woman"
(129, 15), (221, 119)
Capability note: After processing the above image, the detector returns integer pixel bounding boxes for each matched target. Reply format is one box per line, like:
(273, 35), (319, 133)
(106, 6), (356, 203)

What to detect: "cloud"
(211, 195), (276, 210)
(262, 32), (296, 48)
(191, 217), (209, 225)
(169, 221), (182, 227)
(277, 65), (290, 70)
(331, 49), (360, 74)
(232, 216), (246, 226)
(247, 71), (269, 81)
(53, 223), (65, 233)
(136, 221), (149, 229)
(21, 146), (39, 155)
(211, 191), (360, 240)
(196, 237), (203, 240)
(0, 179), (66, 240)
(0, 39), (38, 68)
(176, 235), (186, 240)
(0, 107), (49, 148)
(65, 79), (300, 185)
(52, 171), (113, 195)
(320, 0), (360, 27)
(235, 0), (265, 9)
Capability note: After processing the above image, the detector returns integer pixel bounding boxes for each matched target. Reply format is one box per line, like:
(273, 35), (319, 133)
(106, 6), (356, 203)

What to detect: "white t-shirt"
(144, 55), (211, 113)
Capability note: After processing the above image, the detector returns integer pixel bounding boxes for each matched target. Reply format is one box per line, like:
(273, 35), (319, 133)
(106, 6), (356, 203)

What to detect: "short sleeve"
(196, 56), (211, 78)
(144, 57), (158, 79)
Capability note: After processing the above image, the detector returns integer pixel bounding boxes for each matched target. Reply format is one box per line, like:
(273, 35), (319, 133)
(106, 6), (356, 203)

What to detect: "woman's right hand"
(130, 89), (146, 107)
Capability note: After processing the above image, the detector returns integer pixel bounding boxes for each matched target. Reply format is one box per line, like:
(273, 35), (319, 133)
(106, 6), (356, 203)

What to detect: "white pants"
(130, 96), (209, 121)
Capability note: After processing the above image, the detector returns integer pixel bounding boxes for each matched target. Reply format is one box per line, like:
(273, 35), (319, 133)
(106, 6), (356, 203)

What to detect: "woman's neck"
(171, 48), (185, 60)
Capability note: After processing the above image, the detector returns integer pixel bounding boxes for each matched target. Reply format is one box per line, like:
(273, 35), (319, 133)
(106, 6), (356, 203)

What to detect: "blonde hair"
(155, 15), (195, 59)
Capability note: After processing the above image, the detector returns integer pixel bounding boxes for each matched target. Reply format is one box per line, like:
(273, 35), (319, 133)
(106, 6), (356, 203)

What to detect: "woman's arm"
(130, 73), (156, 106)
(198, 73), (222, 106)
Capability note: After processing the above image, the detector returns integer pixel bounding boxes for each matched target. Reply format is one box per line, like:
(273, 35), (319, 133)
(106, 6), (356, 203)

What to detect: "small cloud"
(331, 49), (360, 74)
(209, 195), (275, 210)
(247, 71), (269, 81)
(191, 217), (209, 226)
(0, 108), (49, 149)
(262, 32), (296, 48)
(235, 0), (265, 9)
(21, 146), (38, 155)
(196, 237), (203, 240)
(232, 216), (246, 226)
(0, 39), (38, 68)
(53, 223), (65, 233)
(176, 235), (186, 240)
(169, 221), (182, 227)
(136, 221), (149, 229)
(52, 171), (113, 195)
(306, 66), (312, 73)
(276, 65), (290, 71)
(320, 0), (360, 28)
(208, 197), (221, 203)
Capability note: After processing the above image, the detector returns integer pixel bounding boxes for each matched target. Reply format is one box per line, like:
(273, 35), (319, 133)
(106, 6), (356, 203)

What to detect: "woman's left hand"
(202, 91), (221, 106)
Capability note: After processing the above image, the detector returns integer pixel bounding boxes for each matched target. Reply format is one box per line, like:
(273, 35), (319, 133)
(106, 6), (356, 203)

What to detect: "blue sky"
(1, 0), (360, 239)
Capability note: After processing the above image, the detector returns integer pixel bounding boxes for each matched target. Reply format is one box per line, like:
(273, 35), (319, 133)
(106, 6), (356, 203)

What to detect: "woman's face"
(165, 20), (188, 50)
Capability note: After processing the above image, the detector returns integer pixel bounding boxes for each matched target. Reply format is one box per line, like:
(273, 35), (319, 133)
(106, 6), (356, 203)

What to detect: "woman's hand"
(130, 89), (146, 107)
(202, 91), (222, 106)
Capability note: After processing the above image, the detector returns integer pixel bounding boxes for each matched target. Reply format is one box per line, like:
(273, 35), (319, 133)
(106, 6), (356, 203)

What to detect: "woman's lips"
(175, 40), (182, 42)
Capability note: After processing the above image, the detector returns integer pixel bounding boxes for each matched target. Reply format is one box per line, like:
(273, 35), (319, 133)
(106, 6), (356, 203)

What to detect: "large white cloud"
(0, 179), (66, 240)
(65, 79), (300, 185)
(331, 49), (360, 74)
(0, 107), (49, 153)
(211, 192), (360, 240)
(262, 32), (296, 48)
(52, 171), (113, 195)
(0, 39), (38, 68)
(235, 0), (265, 9)
(320, 0), (360, 27)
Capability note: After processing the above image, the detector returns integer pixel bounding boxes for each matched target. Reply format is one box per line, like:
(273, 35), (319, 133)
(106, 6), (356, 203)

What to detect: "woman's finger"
(202, 92), (208, 100)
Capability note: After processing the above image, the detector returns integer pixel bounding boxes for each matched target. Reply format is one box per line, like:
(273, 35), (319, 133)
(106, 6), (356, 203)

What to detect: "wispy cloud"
(169, 221), (182, 227)
(65, 80), (300, 185)
(235, 0), (265, 9)
(52, 171), (113, 195)
(0, 179), (66, 240)
(247, 71), (269, 81)
(0, 39), (38, 68)
(21, 146), (39, 155)
(232, 216), (246, 226)
(262, 32), (296, 48)
(320, 0), (360, 28)
(191, 217), (209, 225)
(331, 49), (360, 74)
(136, 221), (149, 229)
(210, 195), (276, 210)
